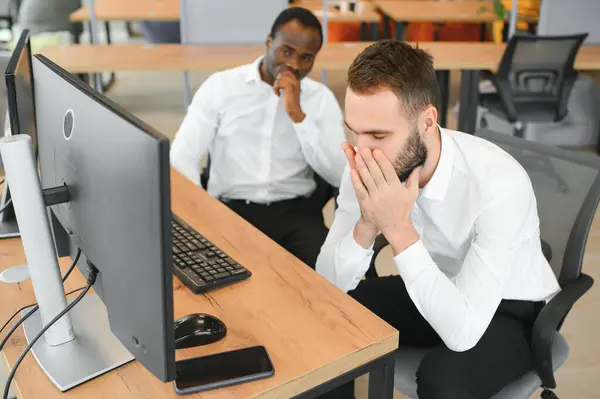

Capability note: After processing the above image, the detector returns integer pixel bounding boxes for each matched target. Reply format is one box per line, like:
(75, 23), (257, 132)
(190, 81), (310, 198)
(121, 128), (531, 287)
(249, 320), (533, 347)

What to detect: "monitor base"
(0, 264), (30, 283)
(0, 219), (19, 239)
(22, 294), (135, 392)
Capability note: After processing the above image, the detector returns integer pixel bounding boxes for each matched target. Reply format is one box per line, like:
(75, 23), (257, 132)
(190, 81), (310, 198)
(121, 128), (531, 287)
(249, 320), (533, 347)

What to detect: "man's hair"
(347, 40), (440, 120)
(270, 7), (323, 48)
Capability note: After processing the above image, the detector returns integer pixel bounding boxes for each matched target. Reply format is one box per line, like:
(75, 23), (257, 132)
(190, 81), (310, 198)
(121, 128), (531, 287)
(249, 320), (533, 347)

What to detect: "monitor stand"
(0, 218), (19, 239)
(21, 294), (135, 392)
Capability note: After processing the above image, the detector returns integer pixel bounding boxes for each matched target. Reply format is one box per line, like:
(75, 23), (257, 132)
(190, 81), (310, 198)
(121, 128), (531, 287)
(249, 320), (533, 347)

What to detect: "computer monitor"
(25, 53), (176, 389)
(0, 30), (36, 238)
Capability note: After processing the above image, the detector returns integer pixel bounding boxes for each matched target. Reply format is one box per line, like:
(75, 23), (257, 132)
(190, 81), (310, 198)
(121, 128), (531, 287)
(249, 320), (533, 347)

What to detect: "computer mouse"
(174, 313), (227, 349)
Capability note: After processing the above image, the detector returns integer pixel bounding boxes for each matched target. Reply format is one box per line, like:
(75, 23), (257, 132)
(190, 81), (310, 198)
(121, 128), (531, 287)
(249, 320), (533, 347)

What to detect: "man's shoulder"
(301, 76), (335, 97)
(447, 129), (531, 192)
(207, 63), (252, 83)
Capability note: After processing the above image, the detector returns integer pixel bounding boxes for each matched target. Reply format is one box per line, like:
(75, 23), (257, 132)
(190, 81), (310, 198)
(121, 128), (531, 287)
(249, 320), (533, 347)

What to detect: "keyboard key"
(181, 269), (207, 288)
(231, 268), (247, 275)
(213, 271), (231, 279)
(172, 215), (251, 294)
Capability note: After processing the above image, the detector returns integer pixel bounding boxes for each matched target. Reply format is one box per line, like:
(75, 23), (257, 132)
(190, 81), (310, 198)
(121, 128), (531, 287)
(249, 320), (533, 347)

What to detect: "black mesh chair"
(372, 129), (597, 399)
(479, 33), (589, 194)
(479, 32), (588, 137)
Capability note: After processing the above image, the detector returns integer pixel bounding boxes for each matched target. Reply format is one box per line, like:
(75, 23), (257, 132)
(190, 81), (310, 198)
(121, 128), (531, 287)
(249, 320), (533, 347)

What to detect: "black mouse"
(174, 313), (227, 349)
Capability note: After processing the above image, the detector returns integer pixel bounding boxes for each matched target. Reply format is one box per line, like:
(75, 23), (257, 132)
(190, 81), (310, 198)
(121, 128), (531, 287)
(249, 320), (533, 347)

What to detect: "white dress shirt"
(316, 127), (561, 352)
(170, 57), (347, 203)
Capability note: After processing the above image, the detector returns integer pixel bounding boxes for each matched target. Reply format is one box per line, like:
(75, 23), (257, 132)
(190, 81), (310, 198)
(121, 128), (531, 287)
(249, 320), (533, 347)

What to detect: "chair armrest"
(532, 273), (594, 388)
(557, 74), (578, 121)
(485, 73), (519, 122)
(200, 168), (209, 190)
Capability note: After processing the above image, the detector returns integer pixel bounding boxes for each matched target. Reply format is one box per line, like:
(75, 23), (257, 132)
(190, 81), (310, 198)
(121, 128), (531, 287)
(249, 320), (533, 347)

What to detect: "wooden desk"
(0, 169), (399, 398)
(373, 1), (534, 40)
(70, 0), (381, 41)
(42, 41), (600, 74)
(70, 0), (379, 24)
(70, 0), (179, 22)
(38, 41), (600, 132)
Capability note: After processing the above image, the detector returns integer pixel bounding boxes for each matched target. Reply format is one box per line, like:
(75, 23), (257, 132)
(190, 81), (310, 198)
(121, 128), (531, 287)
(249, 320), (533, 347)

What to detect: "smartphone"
(173, 345), (275, 395)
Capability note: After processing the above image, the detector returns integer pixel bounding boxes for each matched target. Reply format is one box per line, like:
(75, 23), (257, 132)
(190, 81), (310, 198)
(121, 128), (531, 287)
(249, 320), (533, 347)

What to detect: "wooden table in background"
(0, 169), (399, 398)
(70, 0), (179, 22)
(39, 41), (600, 132)
(373, 0), (533, 40)
(69, 0), (381, 40)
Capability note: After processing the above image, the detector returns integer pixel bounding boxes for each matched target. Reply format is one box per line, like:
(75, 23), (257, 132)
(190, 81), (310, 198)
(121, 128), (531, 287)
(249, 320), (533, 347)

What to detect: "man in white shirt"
(170, 7), (346, 268)
(316, 41), (561, 398)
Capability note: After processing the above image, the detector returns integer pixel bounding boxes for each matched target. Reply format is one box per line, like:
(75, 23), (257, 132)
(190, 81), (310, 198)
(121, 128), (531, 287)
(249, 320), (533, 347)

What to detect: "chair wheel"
(541, 388), (558, 399)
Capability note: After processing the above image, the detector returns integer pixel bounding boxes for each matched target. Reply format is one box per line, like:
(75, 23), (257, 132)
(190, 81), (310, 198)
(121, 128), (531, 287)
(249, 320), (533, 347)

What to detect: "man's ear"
(419, 105), (438, 137)
(265, 35), (273, 49)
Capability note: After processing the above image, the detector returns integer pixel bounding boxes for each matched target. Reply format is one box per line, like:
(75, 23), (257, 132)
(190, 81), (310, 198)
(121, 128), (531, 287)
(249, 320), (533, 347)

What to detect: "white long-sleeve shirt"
(316, 127), (561, 352)
(169, 57), (347, 203)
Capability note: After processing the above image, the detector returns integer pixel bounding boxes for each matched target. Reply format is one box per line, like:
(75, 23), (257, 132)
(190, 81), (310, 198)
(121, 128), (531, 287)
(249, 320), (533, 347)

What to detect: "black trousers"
(222, 196), (329, 269)
(322, 276), (540, 399)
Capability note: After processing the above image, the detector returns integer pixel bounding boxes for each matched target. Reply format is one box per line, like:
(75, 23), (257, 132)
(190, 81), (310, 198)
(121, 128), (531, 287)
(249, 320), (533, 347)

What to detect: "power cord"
(0, 286), (85, 338)
(2, 262), (98, 399)
(0, 248), (82, 353)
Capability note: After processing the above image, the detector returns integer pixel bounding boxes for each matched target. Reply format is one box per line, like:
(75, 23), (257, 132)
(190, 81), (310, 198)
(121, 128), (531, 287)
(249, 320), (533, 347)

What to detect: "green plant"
(477, 0), (509, 19)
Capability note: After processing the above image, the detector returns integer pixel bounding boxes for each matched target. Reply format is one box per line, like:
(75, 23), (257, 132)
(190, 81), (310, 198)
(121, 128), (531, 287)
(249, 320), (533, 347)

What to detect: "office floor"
(2, 26), (599, 399)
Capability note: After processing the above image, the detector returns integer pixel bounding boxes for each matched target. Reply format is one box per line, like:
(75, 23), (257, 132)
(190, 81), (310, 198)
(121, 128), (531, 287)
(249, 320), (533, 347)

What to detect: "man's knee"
(416, 350), (474, 399)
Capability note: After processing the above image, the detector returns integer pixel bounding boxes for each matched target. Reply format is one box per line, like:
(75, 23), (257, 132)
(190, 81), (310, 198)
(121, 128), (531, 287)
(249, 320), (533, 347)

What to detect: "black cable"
(0, 178), (4, 186)
(2, 263), (98, 399)
(0, 197), (12, 214)
(0, 286), (85, 337)
(60, 248), (82, 285)
(0, 248), (82, 352)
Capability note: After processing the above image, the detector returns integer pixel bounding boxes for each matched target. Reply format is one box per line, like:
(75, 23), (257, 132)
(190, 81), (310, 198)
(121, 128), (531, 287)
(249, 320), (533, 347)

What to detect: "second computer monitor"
(32, 54), (176, 382)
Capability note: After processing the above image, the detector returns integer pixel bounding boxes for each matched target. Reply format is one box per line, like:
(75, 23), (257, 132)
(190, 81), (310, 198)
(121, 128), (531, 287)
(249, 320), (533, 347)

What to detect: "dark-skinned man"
(170, 7), (346, 269)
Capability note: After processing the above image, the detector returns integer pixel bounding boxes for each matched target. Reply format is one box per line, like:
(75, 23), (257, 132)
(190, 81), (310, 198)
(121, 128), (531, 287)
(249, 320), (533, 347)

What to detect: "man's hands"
(342, 142), (420, 255)
(273, 68), (306, 123)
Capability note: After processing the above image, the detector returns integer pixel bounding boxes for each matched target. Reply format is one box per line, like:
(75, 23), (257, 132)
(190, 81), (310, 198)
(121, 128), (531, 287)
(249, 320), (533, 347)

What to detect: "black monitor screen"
(5, 29), (37, 157)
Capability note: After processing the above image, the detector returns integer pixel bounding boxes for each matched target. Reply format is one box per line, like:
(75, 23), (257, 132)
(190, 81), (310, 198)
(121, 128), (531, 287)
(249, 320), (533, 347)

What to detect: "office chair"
(375, 128), (597, 399)
(479, 32), (588, 194)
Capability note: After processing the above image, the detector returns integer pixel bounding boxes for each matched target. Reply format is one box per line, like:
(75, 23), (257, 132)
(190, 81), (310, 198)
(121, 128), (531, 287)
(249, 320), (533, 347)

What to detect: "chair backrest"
(476, 129), (600, 287)
(538, 0), (600, 45)
(179, 0), (288, 46)
(495, 33), (588, 120)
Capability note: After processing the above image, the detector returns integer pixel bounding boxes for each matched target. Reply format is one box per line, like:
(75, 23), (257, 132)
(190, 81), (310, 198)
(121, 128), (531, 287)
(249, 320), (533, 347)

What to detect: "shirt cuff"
(338, 229), (374, 260)
(393, 240), (435, 286)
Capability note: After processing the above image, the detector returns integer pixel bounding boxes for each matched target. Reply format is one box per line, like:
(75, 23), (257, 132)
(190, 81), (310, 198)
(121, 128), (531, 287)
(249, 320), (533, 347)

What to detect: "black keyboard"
(171, 214), (251, 294)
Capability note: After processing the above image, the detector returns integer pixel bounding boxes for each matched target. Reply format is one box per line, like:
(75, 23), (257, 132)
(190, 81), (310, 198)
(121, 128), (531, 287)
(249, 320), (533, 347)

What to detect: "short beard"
(393, 124), (428, 183)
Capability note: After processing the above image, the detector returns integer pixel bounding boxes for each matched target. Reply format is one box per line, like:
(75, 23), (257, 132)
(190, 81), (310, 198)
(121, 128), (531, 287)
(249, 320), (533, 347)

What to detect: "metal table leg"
(360, 22), (367, 41)
(292, 352), (397, 399)
(383, 14), (391, 39)
(395, 21), (407, 41)
(436, 70), (450, 128)
(457, 70), (481, 134)
(370, 22), (379, 41)
(368, 353), (396, 399)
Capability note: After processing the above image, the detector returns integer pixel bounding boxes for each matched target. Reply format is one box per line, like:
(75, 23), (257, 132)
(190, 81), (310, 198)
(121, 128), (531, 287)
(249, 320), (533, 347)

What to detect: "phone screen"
(174, 346), (274, 392)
